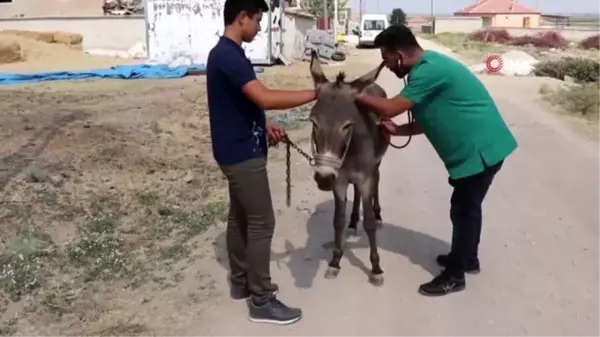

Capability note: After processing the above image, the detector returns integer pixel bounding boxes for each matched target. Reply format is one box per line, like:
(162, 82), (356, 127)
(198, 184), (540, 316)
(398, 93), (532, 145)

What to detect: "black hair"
(223, 0), (269, 25)
(373, 24), (420, 51)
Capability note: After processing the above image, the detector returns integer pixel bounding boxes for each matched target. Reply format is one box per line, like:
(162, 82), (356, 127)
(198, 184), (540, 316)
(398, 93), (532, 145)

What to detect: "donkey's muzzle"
(314, 170), (336, 191)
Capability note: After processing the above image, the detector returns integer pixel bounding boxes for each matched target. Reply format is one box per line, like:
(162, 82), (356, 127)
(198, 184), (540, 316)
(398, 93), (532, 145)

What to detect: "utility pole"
(430, 0), (434, 31)
(359, 0), (362, 30)
(333, 0), (339, 36)
(323, 0), (328, 30)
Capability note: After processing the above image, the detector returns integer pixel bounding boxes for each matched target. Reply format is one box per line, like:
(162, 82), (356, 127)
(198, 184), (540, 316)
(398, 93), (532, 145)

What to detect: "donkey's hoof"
(325, 267), (340, 279)
(369, 273), (384, 287)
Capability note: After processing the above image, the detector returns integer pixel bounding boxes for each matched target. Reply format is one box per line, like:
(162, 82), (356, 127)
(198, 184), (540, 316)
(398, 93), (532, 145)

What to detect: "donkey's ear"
(349, 61), (385, 92)
(310, 50), (329, 90)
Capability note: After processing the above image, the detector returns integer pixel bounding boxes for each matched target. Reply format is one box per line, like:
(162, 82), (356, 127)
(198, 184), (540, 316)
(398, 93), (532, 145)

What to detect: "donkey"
(308, 51), (389, 286)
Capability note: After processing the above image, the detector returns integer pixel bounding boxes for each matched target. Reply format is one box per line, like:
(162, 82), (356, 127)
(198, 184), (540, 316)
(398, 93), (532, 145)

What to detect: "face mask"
(392, 54), (411, 79)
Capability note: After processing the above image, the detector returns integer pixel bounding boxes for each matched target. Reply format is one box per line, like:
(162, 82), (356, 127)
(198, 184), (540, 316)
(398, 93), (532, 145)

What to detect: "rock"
(498, 50), (539, 77)
(564, 75), (575, 83)
(183, 170), (194, 183)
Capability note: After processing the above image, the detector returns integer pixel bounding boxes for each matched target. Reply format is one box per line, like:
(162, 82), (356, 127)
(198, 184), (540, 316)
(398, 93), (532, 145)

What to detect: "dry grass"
(2, 30), (83, 49)
(0, 40), (22, 64)
(539, 81), (600, 119)
(0, 77), (229, 334)
(0, 32), (136, 72)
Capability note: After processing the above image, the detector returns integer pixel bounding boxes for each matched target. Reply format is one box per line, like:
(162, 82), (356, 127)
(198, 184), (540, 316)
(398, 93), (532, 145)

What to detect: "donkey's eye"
(341, 122), (353, 132)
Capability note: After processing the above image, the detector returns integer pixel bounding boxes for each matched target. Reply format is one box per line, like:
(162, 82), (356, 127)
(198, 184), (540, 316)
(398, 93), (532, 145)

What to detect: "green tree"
(301, 0), (348, 19)
(389, 8), (407, 26)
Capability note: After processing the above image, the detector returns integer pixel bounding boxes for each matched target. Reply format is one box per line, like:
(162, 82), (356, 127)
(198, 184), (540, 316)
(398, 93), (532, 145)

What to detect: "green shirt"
(401, 50), (518, 179)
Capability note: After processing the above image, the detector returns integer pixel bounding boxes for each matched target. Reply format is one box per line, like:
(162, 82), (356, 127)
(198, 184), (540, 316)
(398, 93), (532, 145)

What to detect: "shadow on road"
(212, 199), (450, 290)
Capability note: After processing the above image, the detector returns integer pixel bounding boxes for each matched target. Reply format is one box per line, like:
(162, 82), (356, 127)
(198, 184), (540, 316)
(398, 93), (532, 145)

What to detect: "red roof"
(455, 0), (540, 15)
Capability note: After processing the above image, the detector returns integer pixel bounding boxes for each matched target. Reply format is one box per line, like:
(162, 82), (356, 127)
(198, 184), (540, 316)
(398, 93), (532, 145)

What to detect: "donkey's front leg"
(325, 179), (349, 279)
(359, 175), (384, 286)
(347, 184), (361, 238)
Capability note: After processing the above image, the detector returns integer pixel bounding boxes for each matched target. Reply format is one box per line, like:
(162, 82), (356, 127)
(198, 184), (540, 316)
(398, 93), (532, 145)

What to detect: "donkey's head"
(308, 51), (385, 191)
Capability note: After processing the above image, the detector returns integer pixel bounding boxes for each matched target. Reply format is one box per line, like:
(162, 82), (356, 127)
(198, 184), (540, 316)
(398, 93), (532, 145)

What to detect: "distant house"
(454, 0), (541, 28)
(406, 16), (430, 31)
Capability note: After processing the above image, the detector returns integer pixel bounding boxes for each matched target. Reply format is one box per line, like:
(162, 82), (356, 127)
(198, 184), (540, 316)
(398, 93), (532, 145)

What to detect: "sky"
(345, 0), (600, 15)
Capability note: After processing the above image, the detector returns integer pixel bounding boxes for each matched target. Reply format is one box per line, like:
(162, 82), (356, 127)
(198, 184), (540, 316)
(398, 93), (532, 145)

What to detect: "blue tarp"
(0, 63), (207, 86)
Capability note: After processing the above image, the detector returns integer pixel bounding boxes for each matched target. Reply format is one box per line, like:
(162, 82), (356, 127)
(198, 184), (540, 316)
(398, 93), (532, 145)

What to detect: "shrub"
(579, 34), (600, 50)
(511, 31), (568, 49)
(542, 82), (600, 117)
(533, 57), (599, 83)
(469, 29), (512, 43)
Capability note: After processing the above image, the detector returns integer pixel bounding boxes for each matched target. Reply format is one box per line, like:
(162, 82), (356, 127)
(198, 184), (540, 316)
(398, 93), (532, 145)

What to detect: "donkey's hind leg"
(347, 184), (361, 239)
(359, 176), (384, 286)
(373, 163), (383, 228)
(325, 180), (349, 279)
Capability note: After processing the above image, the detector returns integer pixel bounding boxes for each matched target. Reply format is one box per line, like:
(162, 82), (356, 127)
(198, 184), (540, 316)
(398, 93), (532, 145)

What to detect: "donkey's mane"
(334, 71), (346, 88)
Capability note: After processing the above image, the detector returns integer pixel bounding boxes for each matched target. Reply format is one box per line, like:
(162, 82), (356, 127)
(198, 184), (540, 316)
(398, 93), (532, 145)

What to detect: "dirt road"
(185, 40), (599, 336)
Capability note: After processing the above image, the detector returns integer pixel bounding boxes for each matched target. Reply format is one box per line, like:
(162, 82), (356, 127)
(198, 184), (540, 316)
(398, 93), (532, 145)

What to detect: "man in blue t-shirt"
(206, 0), (315, 325)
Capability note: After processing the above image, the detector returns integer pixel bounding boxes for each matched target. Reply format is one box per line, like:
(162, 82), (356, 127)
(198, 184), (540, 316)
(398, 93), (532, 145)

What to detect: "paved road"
(190, 41), (599, 335)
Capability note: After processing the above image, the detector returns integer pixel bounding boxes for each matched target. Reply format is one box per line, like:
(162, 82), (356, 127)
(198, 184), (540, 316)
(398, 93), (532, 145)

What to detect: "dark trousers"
(219, 156), (277, 303)
(447, 160), (503, 275)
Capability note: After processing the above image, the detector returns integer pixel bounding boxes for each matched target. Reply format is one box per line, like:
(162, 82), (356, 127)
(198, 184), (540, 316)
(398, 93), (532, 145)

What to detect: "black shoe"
(436, 254), (481, 274)
(419, 270), (466, 297)
(248, 296), (302, 325)
(231, 283), (279, 301)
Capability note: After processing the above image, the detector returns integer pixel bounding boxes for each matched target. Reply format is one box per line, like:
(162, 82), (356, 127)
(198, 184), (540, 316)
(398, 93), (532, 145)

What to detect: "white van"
(358, 14), (389, 47)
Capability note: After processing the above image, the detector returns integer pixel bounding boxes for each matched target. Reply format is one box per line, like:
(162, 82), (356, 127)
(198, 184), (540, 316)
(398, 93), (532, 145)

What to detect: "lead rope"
(284, 134), (315, 207)
(386, 76), (414, 149)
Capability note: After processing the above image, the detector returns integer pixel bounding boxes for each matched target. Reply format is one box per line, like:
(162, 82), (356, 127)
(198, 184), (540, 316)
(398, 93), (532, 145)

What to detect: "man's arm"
(356, 63), (447, 119)
(357, 94), (415, 119)
(242, 80), (316, 110)
(217, 55), (315, 110)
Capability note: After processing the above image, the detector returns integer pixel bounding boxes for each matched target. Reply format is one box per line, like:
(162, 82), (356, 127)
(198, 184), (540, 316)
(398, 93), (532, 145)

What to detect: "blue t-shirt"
(206, 36), (267, 166)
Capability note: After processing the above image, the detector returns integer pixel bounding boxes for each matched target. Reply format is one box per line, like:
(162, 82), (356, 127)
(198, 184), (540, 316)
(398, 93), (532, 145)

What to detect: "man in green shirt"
(356, 25), (518, 297)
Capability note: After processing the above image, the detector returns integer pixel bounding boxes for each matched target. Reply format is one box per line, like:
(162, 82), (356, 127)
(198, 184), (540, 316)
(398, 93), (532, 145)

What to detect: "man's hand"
(380, 120), (424, 136)
(380, 119), (400, 135)
(266, 122), (286, 147)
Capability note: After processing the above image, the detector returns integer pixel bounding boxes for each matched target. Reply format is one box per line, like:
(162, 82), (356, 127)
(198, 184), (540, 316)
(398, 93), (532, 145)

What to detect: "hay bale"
(0, 40), (23, 63)
(53, 32), (83, 46)
(2, 29), (55, 43)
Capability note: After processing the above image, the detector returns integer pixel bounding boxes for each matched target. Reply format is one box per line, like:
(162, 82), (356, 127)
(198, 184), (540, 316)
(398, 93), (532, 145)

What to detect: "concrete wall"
(0, 16), (145, 50)
(0, 0), (104, 18)
(434, 16), (483, 34)
(0, 13), (317, 58)
(282, 11), (316, 60)
(492, 13), (541, 28)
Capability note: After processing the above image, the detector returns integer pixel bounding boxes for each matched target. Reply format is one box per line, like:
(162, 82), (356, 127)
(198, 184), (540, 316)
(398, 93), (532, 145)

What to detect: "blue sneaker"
(248, 297), (302, 325)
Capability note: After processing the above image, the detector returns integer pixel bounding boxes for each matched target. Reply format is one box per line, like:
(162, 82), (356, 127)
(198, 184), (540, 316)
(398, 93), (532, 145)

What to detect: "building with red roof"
(454, 0), (541, 28)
